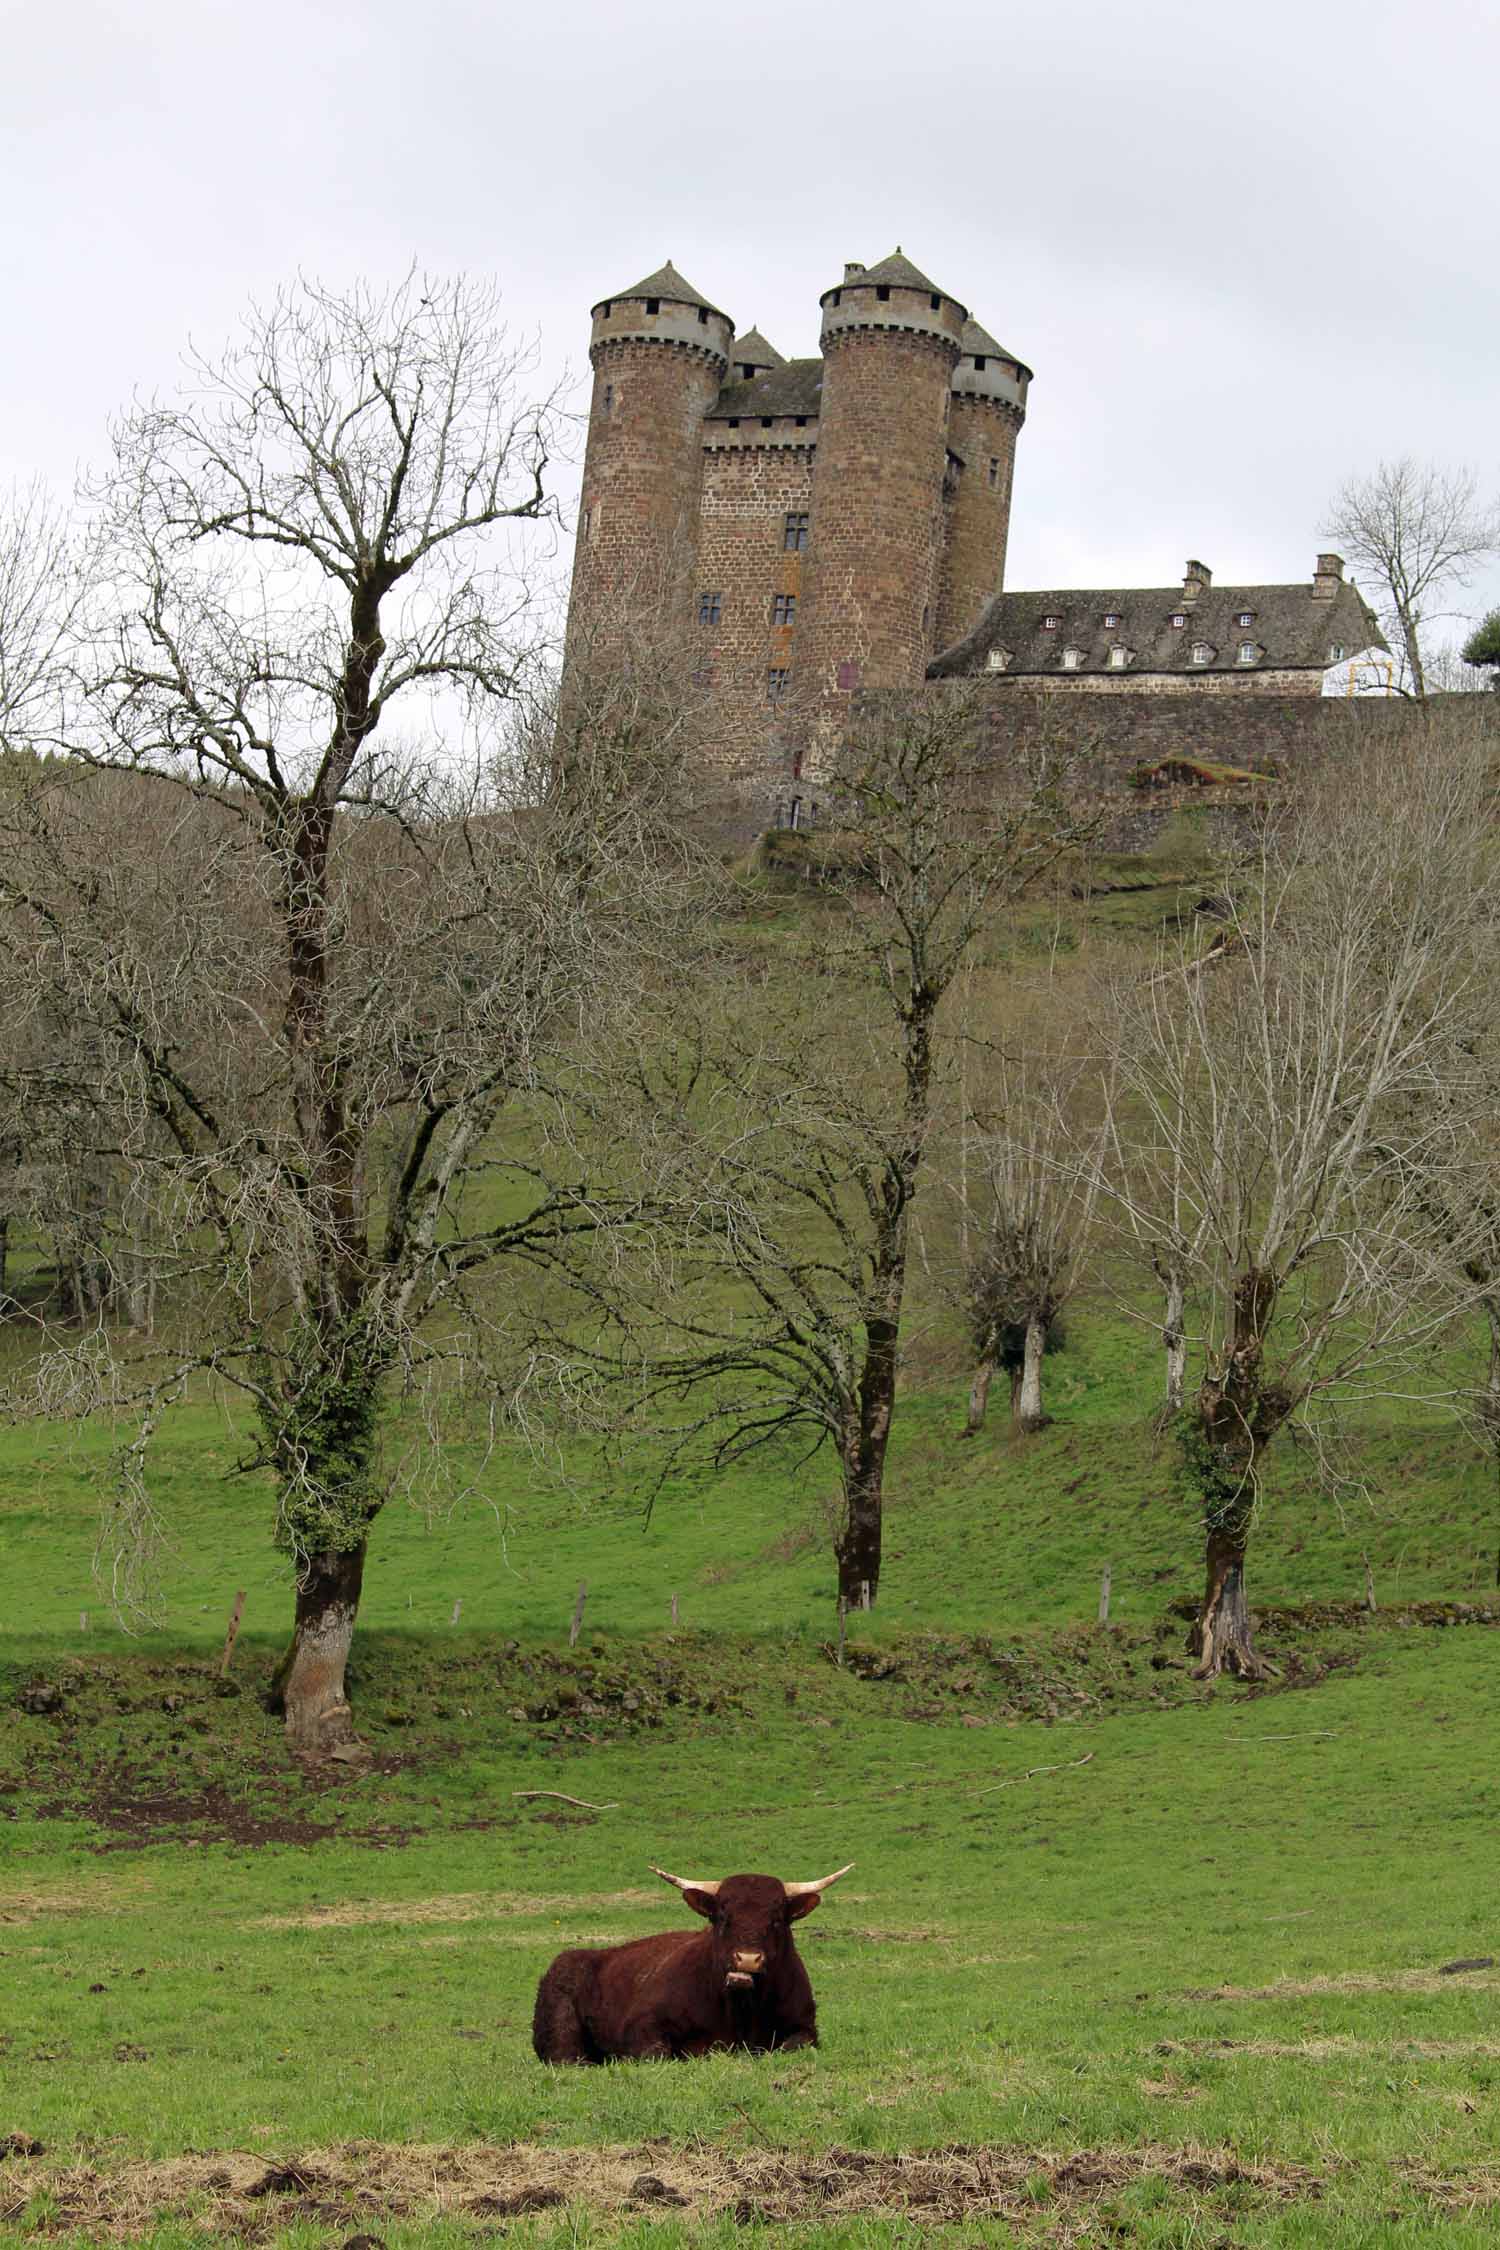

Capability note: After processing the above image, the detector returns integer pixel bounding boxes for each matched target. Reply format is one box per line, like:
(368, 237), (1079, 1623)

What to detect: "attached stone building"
(928, 555), (1386, 694)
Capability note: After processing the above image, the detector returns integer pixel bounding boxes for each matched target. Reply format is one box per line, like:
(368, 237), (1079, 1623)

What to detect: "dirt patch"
(0, 2137), (1328, 2238)
(251, 1887), (658, 1931)
(34, 1773), (413, 1852)
(1183, 1966), (1500, 2001)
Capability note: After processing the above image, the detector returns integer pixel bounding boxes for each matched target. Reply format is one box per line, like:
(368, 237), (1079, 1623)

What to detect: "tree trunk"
(1016, 1314), (1048, 1433)
(1485, 1302), (1500, 1590)
(270, 1543), (367, 1755)
(1190, 1527), (1266, 1680)
(1163, 1269), (1186, 1416)
(960, 1355), (994, 1437)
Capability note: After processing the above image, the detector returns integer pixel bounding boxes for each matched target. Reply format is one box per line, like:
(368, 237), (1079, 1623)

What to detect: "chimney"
(1312, 551), (1344, 600)
(843, 261), (866, 280)
(1182, 559), (1212, 604)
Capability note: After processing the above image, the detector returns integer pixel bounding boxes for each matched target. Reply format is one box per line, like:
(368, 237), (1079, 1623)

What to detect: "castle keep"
(563, 251), (1030, 762)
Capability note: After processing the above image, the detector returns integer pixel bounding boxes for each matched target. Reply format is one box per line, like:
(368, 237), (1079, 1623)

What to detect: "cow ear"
(679, 1886), (718, 1920)
(785, 1889), (822, 1921)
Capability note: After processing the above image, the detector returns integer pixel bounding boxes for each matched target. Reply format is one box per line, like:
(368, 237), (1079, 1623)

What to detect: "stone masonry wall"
(569, 338), (725, 646)
(934, 396), (1019, 655)
(695, 439), (815, 776)
(797, 329), (958, 719)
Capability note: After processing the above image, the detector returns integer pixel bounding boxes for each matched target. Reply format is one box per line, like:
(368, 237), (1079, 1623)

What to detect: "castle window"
(1236, 611), (1254, 627)
(830, 289), (841, 307)
(602, 383), (613, 413)
(580, 508), (591, 538)
(1191, 642), (1214, 664)
(1237, 642), (1257, 663)
(698, 591), (722, 626)
(986, 648), (1009, 672)
(767, 667), (789, 701)
(697, 308), (708, 323)
(1061, 647), (1082, 670)
(1108, 646), (1129, 668)
(791, 748), (804, 781)
(645, 297), (660, 314)
(988, 458), (1000, 487)
(772, 593), (797, 626)
(728, 417), (740, 428)
(1330, 643), (1346, 662)
(929, 293), (941, 310)
(1103, 611), (1122, 628)
(837, 660), (861, 690)
(761, 417), (773, 429)
(876, 285), (891, 301)
(600, 302), (612, 319)
(740, 364), (756, 380)
(795, 416), (808, 427)
(1042, 613), (1062, 630)
(974, 355), (987, 370)
(784, 511), (809, 551)
(1170, 611), (1187, 628)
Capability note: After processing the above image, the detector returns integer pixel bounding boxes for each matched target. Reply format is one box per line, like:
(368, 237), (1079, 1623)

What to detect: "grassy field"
(4, 1304), (1500, 2247)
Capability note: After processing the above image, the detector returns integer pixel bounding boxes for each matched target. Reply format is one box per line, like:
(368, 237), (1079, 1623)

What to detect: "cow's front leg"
(775, 2026), (818, 2051)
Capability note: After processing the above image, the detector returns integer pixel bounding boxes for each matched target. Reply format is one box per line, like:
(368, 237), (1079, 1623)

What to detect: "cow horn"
(651, 1866), (721, 1896)
(783, 1863), (855, 1899)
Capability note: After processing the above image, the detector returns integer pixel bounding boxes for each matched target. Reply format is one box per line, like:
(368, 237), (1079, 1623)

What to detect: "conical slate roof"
(596, 261), (727, 318)
(731, 327), (784, 369)
(961, 316), (1030, 373)
(858, 247), (948, 296)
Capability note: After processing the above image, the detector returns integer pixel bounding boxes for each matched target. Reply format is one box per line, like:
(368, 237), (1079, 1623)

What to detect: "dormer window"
(930, 293), (941, 309)
(974, 355), (987, 370)
(1042, 613), (1063, 630)
(986, 648), (1010, 672)
(697, 308), (708, 324)
(876, 285), (891, 302)
(1329, 643), (1347, 662)
(1170, 612), (1187, 629)
(761, 417), (773, 429)
(1103, 611), (1122, 628)
(1108, 646), (1130, 669)
(1061, 647), (1082, 670)
(645, 297), (660, 315)
(1237, 642), (1257, 664)
(1191, 642), (1214, 665)
(1236, 611), (1254, 628)
(739, 364), (756, 380)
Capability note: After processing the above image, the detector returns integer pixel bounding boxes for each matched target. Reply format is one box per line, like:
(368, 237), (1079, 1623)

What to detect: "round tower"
(797, 250), (967, 715)
(933, 319), (1031, 656)
(565, 262), (732, 659)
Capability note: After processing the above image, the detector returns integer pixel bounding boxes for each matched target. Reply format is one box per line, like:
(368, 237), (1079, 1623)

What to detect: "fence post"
(1097, 1567), (1112, 1625)
(220, 1589), (246, 1678)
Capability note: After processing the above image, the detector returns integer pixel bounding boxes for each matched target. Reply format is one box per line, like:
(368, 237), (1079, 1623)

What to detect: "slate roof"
(707, 358), (824, 422)
(960, 317), (1030, 374)
(731, 328), (785, 371)
(928, 578), (1387, 681)
(595, 261), (727, 318)
(853, 248), (952, 298)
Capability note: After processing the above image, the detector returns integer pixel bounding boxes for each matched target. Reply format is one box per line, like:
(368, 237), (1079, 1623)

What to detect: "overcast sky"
(5, 0), (1497, 640)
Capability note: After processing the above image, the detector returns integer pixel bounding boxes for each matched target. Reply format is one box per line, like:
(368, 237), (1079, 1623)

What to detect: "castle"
(561, 250), (1385, 795)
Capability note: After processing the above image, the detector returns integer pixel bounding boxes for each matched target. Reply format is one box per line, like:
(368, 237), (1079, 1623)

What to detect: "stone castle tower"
(562, 250), (1029, 776)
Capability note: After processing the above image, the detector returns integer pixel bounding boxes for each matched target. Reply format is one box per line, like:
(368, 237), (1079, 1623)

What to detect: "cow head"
(651, 1865), (853, 1992)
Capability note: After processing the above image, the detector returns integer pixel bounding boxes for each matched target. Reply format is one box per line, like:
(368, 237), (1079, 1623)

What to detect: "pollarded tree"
(2, 275), (711, 1754)
(1099, 709), (1496, 1678)
(957, 1057), (1099, 1437)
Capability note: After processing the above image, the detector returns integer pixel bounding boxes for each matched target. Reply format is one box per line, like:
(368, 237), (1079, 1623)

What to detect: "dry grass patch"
(1159, 2035), (1500, 2061)
(0, 2137), (1330, 2238)
(250, 1887), (657, 1931)
(1183, 1966), (1500, 2001)
(0, 1879), (143, 1927)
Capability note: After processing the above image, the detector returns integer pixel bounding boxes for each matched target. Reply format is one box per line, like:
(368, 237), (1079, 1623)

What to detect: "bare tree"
(1098, 712), (1496, 1678)
(2, 275), (711, 1755)
(600, 686), (1092, 1611)
(1322, 457), (1500, 700)
(957, 1056), (1100, 1436)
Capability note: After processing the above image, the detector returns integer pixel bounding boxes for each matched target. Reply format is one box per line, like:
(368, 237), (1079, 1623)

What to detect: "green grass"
(4, 1291), (1500, 2243)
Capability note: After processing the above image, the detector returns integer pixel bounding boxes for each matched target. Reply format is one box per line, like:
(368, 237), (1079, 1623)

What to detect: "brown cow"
(531, 1863), (853, 2063)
